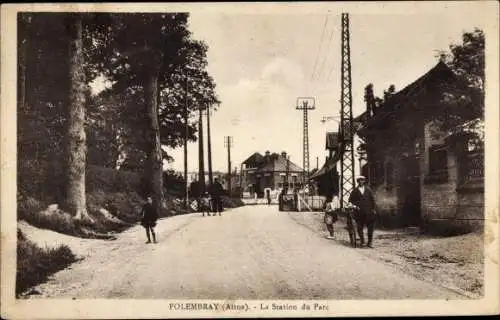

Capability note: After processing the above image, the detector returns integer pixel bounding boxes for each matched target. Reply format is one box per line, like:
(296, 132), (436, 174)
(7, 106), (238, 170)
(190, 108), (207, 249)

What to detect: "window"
(425, 144), (448, 183)
(429, 144), (447, 173)
(460, 136), (484, 186)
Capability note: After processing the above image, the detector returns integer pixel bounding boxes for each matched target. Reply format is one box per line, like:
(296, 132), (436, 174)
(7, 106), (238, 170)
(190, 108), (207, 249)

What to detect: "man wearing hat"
(348, 176), (376, 248)
(208, 177), (224, 216)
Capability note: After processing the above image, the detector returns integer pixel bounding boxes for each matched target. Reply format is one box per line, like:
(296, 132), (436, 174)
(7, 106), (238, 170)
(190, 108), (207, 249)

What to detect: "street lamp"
(320, 115), (341, 125)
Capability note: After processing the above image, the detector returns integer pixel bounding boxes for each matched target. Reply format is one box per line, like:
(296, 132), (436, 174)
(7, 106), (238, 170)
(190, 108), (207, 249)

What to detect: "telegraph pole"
(296, 97), (315, 188)
(198, 106), (205, 193)
(286, 155), (290, 191)
(339, 13), (356, 208)
(184, 76), (189, 208)
(206, 103), (213, 185)
(239, 163), (243, 193)
(224, 136), (233, 197)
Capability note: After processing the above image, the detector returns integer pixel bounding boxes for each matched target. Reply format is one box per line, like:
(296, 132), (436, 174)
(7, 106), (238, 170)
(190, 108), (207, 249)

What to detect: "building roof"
(355, 61), (457, 133)
(310, 156), (337, 180)
(325, 132), (339, 150)
(242, 152), (264, 167)
(258, 155), (303, 173)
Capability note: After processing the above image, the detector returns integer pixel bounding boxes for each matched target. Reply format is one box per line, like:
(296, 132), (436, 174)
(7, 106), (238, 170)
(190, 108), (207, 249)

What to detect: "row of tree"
(18, 13), (219, 220)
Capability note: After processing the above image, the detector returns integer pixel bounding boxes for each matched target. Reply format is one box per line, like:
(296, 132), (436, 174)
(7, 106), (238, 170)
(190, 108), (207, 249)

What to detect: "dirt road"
(29, 205), (465, 299)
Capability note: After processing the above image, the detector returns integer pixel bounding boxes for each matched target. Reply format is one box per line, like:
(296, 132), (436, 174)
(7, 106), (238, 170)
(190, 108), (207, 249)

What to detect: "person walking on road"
(140, 196), (158, 244)
(348, 176), (376, 248)
(266, 189), (272, 206)
(208, 177), (224, 216)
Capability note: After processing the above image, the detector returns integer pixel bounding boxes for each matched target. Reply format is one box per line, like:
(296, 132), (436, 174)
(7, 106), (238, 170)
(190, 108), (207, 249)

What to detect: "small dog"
(199, 193), (212, 217)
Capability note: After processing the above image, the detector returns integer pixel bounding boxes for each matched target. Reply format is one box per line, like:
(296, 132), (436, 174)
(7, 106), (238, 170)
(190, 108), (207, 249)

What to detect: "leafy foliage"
(18, 14), (72, 201)
(84, 13), (218, 169)
(436, 28), (485, 133)
(18, 12), (219, 202)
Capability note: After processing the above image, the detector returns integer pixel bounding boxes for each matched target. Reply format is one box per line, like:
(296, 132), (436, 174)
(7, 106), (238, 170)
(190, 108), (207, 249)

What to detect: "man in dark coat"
(348, 176), (376, 248)
(140, 196), (158, 244)
(208, 177), (224, 216)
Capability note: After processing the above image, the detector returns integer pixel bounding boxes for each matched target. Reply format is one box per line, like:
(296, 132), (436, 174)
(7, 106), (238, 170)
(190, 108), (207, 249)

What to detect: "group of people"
(199, 177), (224, 216)
(139, 178), (226, 244)
(323, 175), (377, 248)
(139, 176), (376, 246)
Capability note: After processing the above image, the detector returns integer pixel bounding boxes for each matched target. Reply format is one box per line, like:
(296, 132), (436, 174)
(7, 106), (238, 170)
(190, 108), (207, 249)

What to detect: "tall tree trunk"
(66, 14), (90, 221)
(206, 105), (213, 185)
(144, 57), (164, 215)
(198, 107), (205, 193)
(18, 14), (29, 112)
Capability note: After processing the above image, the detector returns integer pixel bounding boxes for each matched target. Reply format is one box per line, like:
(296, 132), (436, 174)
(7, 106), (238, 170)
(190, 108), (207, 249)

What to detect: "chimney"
(265, 150), (270, 156)
(364, 83), (376, 116)
(281, 151), (287, 158)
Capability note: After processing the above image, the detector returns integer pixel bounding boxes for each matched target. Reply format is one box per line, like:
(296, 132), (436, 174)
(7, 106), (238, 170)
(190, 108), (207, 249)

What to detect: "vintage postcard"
(1, 1), (499, 318)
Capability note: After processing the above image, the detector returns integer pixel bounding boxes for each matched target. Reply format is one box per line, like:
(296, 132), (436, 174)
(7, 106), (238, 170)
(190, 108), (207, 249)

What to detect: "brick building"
(356, 61), (484, 231)
(241, 151), (305, 197)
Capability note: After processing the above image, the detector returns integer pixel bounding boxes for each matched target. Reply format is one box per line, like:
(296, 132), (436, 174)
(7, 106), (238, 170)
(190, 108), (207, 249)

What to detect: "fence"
(297, 195), (326, 211)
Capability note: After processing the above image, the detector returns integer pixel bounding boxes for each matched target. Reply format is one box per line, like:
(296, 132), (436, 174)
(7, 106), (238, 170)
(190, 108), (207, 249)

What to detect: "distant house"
(355, 61), (484, 231)
(241, 151), (305, 197)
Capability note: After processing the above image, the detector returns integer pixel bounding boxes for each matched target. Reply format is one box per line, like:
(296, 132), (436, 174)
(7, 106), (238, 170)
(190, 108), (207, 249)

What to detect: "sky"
(84, 4), (491, 175)
(160, 6), (489, 175)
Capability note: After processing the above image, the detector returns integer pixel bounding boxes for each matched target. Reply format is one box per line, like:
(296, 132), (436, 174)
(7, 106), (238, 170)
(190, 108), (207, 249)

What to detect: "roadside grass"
(17, 192), (137, 239)
(17, 164), (246, 239)
(18, 196), (79, 236)
(16, 229), (79, 297)
(222, 196), (245, 209)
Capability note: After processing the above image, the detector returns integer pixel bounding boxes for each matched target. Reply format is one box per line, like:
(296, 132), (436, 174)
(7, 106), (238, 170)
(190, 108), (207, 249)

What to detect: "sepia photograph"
(1, 2), (499, 318)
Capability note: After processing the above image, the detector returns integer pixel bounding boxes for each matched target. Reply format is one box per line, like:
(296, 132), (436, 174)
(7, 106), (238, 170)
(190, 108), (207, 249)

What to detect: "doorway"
(399, 156), (421, 226)
(255, 177), (262, 198)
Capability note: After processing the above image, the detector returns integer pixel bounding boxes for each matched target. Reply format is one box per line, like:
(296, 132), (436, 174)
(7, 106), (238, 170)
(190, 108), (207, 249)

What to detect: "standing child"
(200, 192), (212, 217)
(140, 196), (158, 244)
(324, 195), (340, 239)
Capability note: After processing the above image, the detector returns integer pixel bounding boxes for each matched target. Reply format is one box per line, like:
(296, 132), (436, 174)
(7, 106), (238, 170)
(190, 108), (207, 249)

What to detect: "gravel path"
(25, 205), (465, 299)
(288, 210), (484, 298)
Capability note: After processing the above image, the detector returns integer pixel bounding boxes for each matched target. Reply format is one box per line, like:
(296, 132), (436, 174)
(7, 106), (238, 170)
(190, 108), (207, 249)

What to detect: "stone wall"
(420, 121), (484, 233)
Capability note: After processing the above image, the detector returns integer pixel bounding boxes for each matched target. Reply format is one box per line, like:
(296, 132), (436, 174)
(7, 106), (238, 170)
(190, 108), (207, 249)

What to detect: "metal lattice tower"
(303, 108), (309, 179)
(296, 97), (315, 186)
(339, 13), (356, 208)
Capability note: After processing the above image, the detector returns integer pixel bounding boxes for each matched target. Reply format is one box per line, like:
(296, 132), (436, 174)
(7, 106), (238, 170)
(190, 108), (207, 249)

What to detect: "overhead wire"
(310, 15), (329, 82)
(325, 17), (339, 82)
(317, 15), (335, 82)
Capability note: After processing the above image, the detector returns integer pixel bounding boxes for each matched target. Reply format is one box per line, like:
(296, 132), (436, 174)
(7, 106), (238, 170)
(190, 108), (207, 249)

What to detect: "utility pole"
(234, 166), (238, 194)
(296, 97), (315, 188)
(339, 13), (356, 208)
(286, 155), (290, 191)
(198, 106), (205, 193)
(224, 136), (233, 197)
(206, 103), (213, 186)
(184, 76), (189, 209)
(239, 163), (243, 193)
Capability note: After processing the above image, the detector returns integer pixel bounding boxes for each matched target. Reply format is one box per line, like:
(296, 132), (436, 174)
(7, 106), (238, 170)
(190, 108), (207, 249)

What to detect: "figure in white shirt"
(324, 195), (340, 239)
